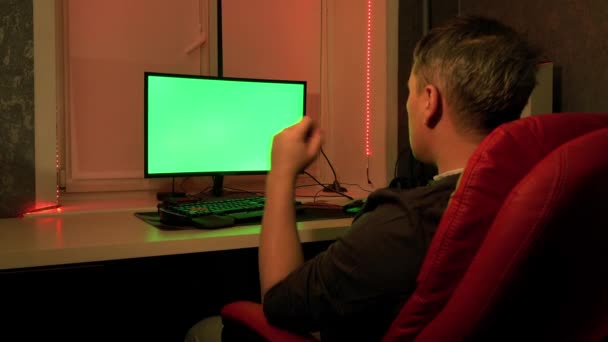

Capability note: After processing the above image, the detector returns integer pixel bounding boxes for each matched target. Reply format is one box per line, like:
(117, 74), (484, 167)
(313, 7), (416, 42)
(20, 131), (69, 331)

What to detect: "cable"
(296, 183), (323, 189)
(320, 147), (348, 193)
(366, 158), (373, 186)
(304, 170), (327, 187)
(342, 183), (374, 193)
(388, 148), (417, 189)
(394, 152), (400, 178)
(318, 3), (344, 195)
(222, 186), (264, 196)
(313, 188), (324, 202)
(305, 171), (353, 200)
(196, 186), (212, 198)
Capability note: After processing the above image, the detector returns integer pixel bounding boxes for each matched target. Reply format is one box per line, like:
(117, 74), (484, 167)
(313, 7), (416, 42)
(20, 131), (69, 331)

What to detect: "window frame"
(56, 0), (216, 193)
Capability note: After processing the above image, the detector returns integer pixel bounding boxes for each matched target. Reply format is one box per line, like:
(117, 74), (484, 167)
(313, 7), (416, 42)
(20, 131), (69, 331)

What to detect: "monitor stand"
(212, 175), (224, 197)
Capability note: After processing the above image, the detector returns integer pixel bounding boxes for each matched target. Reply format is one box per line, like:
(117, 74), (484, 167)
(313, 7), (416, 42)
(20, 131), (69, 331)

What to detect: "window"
(53, 0), (395, 198)
(59, 0), (212, 192)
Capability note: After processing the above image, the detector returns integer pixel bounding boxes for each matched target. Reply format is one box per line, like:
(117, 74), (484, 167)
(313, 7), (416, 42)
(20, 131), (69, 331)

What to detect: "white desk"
(0, 209), (352, 270)
(0, 190), (360, 341)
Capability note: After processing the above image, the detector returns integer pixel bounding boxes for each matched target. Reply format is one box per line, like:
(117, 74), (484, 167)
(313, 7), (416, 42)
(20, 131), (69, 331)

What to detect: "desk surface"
(0, 209), (352, 271)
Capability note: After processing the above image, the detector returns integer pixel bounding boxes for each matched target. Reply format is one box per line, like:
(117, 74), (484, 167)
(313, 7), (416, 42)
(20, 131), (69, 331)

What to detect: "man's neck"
(434, 136), (481, 175)
(427, 107), (486, 175)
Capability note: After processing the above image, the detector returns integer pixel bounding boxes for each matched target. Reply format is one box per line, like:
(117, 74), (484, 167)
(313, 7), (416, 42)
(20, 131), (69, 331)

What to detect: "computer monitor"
(144, 72), (306, 195)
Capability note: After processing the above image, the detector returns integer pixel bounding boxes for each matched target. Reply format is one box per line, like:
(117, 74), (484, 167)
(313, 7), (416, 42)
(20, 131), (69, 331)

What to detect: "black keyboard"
(158, 196), (299, 229)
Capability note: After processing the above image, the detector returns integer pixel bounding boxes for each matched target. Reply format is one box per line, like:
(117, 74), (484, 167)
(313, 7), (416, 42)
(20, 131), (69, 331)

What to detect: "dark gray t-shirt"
(263, 174), (460, 341)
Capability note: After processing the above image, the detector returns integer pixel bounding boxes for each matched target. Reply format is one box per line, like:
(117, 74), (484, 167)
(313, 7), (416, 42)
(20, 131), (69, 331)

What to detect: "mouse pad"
(135, 207), (356, 230)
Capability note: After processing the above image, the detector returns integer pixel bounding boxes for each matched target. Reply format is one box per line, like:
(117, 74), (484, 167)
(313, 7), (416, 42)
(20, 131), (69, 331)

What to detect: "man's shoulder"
(367, 173), (459, 206)
(348, 173), (458, 228)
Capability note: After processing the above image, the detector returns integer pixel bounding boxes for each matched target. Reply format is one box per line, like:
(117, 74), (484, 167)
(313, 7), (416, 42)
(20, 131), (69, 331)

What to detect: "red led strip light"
(365, 0), (372, 157)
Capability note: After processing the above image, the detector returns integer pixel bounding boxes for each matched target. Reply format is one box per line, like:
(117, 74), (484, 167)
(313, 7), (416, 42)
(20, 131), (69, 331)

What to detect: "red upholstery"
(220, 113), (608, 341)
(416, 128), (608, 341)
(383, 113), (608, 341)
(221, 301), (317, 341)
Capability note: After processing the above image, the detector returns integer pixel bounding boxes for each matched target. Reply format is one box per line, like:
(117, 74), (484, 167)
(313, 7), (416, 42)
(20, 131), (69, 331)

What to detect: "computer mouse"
(342, 199), (366, 214)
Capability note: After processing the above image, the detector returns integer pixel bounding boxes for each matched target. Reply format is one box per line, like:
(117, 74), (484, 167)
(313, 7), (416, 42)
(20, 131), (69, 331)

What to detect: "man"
(259, 15), (540, 341)
(184, 15), (540, 342)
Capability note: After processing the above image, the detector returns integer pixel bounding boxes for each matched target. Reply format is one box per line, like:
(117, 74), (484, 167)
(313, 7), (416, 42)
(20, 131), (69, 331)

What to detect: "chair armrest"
(220, 301), (318, 342)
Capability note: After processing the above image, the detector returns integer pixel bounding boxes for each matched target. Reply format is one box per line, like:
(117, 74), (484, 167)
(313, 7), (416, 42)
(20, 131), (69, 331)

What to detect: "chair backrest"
(416, 128), (608, 341)
(383, 113), (608, 341)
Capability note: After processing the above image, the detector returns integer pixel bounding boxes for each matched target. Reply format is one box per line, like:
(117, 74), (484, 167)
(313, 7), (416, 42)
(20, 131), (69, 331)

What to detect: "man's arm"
(259, 170), (302, 297)
(259, 117), (322, 298)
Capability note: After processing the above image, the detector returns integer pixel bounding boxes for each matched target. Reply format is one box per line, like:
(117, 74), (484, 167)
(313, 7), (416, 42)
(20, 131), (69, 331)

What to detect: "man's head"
(406, 15), (541, 165)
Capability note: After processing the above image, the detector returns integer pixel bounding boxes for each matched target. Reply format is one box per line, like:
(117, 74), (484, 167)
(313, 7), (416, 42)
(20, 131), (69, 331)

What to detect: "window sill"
(26, 190), (160, 217)
(25, 175), (371, 218)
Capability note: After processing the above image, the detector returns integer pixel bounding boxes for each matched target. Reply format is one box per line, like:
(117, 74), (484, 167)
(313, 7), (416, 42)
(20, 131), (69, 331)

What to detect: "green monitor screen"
(144, 72), (306, 177)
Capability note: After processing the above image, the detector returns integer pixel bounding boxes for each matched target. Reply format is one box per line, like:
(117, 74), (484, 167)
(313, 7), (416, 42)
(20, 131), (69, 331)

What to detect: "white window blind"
(64, 0), (209, 192)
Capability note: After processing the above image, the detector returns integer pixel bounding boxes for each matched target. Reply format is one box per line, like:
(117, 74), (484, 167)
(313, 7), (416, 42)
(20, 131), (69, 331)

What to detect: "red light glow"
(56, 123), (61, 205)
(22, 203), (62, 217)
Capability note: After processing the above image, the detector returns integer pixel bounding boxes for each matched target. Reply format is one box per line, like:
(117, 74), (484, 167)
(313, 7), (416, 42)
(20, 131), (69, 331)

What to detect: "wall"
(396, 0), (456, 186)
(220, 0), (323, 180)
(323, 0), (397, 189)
(221, 0), (321, 93)
(396, 0), (608, 185)
(0, 0), (35, 218)
(461, 0), (608, 113)
(1, 0), (394, 217)
(400, 0), (608, 114)
(221, 0), (397, 189)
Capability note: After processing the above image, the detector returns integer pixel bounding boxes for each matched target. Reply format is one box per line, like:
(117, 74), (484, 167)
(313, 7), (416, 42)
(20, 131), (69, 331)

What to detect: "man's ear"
(423, 84), (441, 128)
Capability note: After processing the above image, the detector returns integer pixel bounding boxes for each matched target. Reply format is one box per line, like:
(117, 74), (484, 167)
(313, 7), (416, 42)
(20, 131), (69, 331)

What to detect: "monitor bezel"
(143, 71), (307, 178)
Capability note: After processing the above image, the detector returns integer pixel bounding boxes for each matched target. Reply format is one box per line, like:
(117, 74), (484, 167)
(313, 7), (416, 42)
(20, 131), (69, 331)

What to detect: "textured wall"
(397, 0), (608, 184)
(0, 0), (35, 218)
(461, 0), (608, 112)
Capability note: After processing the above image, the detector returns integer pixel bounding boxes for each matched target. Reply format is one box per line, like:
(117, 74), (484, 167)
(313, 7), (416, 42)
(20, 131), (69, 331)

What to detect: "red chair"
(220, 113), (608, 341)
(416, 128), (608, 341)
